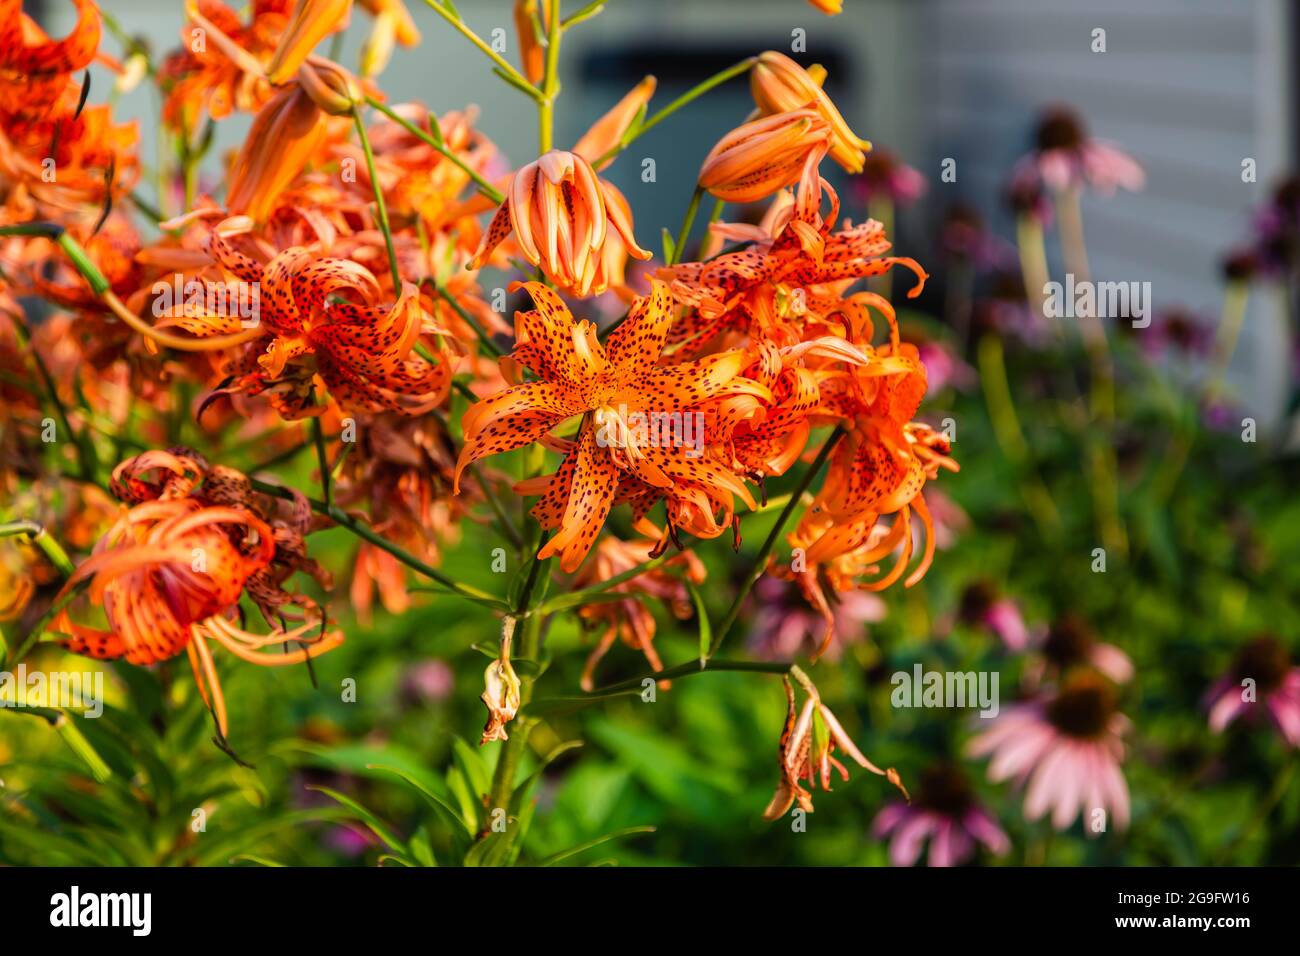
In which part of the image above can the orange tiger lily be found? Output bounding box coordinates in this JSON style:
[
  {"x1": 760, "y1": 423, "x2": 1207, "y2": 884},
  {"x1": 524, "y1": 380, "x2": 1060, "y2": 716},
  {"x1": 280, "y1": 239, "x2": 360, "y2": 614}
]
[
  {"x1": 698, "y1": 110, "x2": 831, "y2": 204},
  {"x1": 468, "y1": 149, "x2": 651, "y2": 297},
  {"x1": 225, "y1": 82, "x2": 329, "y2": 222},
  {"x1": 455, "y1": 279, "x2": 769, "y2": 571},
  {"x1": 0, "y1": 0, "x2": 137, "y2": 204},
  {"x1": 170, "y1": 217, "x2": 454, "y2": 418},
  {"x1": 750, "y1": 51, "x2": 871, "y2": 174},
  {"x1": 55, "y1": 450, "x2": 342, "y2": 738},
  {"x1": 469, "y1": 79, "x2": 656, "y2": 296}
]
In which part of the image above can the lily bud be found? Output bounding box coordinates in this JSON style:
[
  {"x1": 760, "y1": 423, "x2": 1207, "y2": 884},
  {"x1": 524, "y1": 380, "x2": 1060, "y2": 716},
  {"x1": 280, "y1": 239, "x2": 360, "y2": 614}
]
[
  {"x1": 698, "y1": 110, "x2": 831, "y2": 203},
  {"x1": 226, "y1": 84, "x2": 327, "y2": 222},
  {"x1": 267, "y1": 0, "x2": 353, "y2": 85},
  {"x1": 297, "y1": 56, "x2": 362, "y2": 115},
  {"x1": 514, "y1": 0, "x2": 546, "y2": 85},
  {"x1": 750, "y1": 50, "x2": 871, "y2": 174}
]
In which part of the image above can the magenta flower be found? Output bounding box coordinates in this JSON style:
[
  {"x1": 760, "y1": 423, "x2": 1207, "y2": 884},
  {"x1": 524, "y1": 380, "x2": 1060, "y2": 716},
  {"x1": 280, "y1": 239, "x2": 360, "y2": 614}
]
[
  {"x1": 958, "y1": 581, "x2": 1029, "y2": 651},
  {"x1": 1022, "y1": 613, "x2": 1134, "y2": 687},
  {"x1": 916, "y1": 340, "x2": 976, "y2": 393},
  {"x1": 853, "y1": 148, "x2": 927, "y2": 207},
  {"x1": 968, "y1": 673, "x2": 1131, "y2": 833},
  {"x1": 1141, "y1": 307, "x2": 1215, "y2": 361},
  {"x1": 1205, "y1": 636, "x2": 1300, "y2": 747},
  {"x1": 872, "y1": 762, "x2": 1010, "y2": 867},
  {"x1": 748, "y1": 576, "x2": 885, "y2": 661},
  {"x1": 1012, "y1": 105, "x2": 1145, "y2": 197}
]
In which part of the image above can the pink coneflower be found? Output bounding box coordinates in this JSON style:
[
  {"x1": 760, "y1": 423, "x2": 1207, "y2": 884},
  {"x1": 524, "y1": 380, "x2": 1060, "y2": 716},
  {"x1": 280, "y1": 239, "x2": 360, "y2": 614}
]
[
  {"x1": 872, "y1": 761, "x2": 1010, "y2": 867},
  {"x1": 923, "y1": 486, "x2": 969, "y2": 550},
  {"x1": 854, "y1": 148, "x2": 927, "y2": 208},
  {"x1": 916, "y1": 339, "x2": 976, "y2": 393},
  {"x1": 1022, "y1": 613, "x2": 1134, "y2": 687},
  {"x1": 402, "y1": 659, "x2": 455, "y2": 704},
  {"x1": 1012, "y1": 105, "x2": 1145, "y2": 197},
  {"x1": 958, "y1": 580, "x2": 1030, "y2": 651},
  {"x1": 941, "y1": 202, "x2": 1014, "y2": 271},
  {"x1": 1141, "y1": 307, "x2": 1215, "y2": 361},
  {"x1": 748, "y1": 576, "x2": 885, "y2": 661},
  {"x1": 1205, "y1": 635, "x2": 1300, "y2": 747},
  {"x1": 968, "y1": 672, "x2": 1130, "y2": 833}
]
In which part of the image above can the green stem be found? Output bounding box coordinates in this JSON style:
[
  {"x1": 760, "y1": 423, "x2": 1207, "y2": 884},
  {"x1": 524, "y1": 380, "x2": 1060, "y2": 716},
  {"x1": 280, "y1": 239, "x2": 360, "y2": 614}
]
[
  {"x1": 0, "y1": 521, "x2": 76, "y2": 577},
  {"x1": 351, "y1": 103, "x2": 403, "y2": 293},
  {"x1": 248, "y1": 477, "x2": 509, "y2": 610},
  {"x1": 422, "y1": 277, "x2": 504, "y2": 357},
  {"x1": 537, "y1": 0, "x2": 561, "y2": 154},
  {"x1": 560, "y1": 0, "x2": 606, "y2": 28},
  {"x1": 535, "y1": 554, "x2": 670, "y2": 614},
  {"x1": 587, "y1": 657, "x2": 794, "y2": 696},
  {"x1": 668, "y1": 186, "x2": 704, "y2": 267},
  {"x1": 422, "y1": 0, "x2": 544, "y2": 103},
  {"x1": 976, "y1": 335, "x2": 1062, "y2": 540},
  {"x1": 593, "y1": 57, "x2": 757, "y2": 169},
  {"x1": 364, "y1": 97, "x2": 504, "y2": 204},
  {"x1": 709, "y1": 425, "x2": 844, "y2": 657},
  {"x1": 310, "y1": 416, "x2": 332, "y2": 508}
]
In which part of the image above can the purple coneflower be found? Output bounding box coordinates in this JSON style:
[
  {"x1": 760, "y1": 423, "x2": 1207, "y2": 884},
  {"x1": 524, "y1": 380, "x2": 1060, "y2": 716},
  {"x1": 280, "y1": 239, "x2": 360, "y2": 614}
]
[
  {"x1": 967, "y1": 672, "x2": 1131, "y2": 833},
  {"x1": 872, "y1": 761, "x2": 1010, "y2": 867},
  {"x1": 1205, "y1": 635, "x2": 1300, "y2": 747}
]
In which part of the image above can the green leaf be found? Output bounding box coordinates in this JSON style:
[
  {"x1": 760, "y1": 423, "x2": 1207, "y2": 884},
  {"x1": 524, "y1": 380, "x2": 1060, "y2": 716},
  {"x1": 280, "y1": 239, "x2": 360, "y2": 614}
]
[
  {"x1": 307, "y1": 786, "x2": 413, "y2": 863},
  {"x1": 537, "y1": 826, "x2": 656, "y2": 866},
  {"x1": 661, "y1": 228, "x2": 676, "y2": 264},
  {"x1": 687, "y1": 580, "x2": 712, "y2": 664},
  {"x1": 366, "y1": 763, "x2": 474, "y2": 842}
]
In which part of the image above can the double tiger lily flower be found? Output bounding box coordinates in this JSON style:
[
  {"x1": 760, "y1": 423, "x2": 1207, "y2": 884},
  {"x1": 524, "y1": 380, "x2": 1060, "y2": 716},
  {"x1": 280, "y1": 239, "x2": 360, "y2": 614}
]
[
  {"x1": 454, "y1": 279, "x2": 769, "y2": 572},
  {"x1": 55, "y1": 450, "x2": 343, "y2": 738},
  {"x1": 168, "y1": 216, "x2": 453, "y2": 418}
]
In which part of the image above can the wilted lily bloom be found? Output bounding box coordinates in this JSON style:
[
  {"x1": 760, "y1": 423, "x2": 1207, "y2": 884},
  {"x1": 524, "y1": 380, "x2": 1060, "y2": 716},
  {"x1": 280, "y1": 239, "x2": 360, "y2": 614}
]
[
  {"x1": 55, "y1": 450, "x2": 343, "y2": 738},
  {"x1": 1205, "y1": 635, "x2": 1300, "y2": 747},
  {"x1": 1011, "y1": 104, "x2": 1145, "y2": 197},
  {"x1": 872, "y1": 762, "x2": 1010, "y2": 867},
  {"x1": 763, "y1": 673, "x2": 907, "y2": 821},
  {"x1": 468, "y1": 149, "x2": 652, "y2": 297},
  {"x1": 968, "y1": 671, "x2": 1130, "y2": 833},
  {"x1": 571, "y1": 536, "x2": 706, "y2": 691},
  {"x1": 698, "y1": 110, "x2": 831, "y2": 204},
  {"x1": 481, "y1": 619, "x2": 522, "y2": 744},
  {"x1": 750, "y1": 50, "x2": 872, "y2": 174}
]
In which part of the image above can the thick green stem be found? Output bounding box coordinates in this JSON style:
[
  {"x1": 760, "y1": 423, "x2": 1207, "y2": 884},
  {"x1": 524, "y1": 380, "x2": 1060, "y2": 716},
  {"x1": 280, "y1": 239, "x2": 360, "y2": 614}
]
[
  {"x1": 537, "y1": 0, "x2": 561, "y2": 154},
  {"x1": 0, "y1": 521, "x2": 76, "y2": 577},
  {"x1": 668, "y1": 186, "x2": 704, "y2": 267}
]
